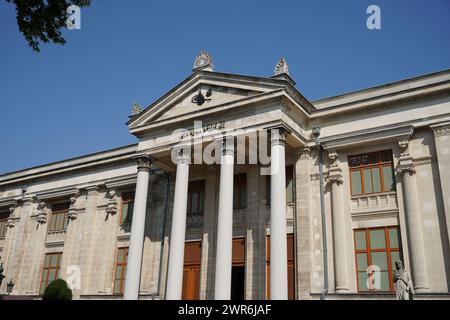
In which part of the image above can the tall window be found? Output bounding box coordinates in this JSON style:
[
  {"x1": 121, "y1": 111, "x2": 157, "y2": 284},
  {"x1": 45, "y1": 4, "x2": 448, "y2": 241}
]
[
  {"x1": 354, "y1": 226, "x2": 402, "y2": 292},
  {"x1": 266, "y1": 165, "x2": 294, "y2": 206},
  {"x1": 120, "y1": 192, "x2": 135, "y2": 225},
  {"x1": 0, "y1": 211, "x2": 8, "y2": 238},
  {"x1": 233, "y1": 173, "x2": 247, "y2": 209},
  {"x1": 40, "y1": 252, "x2": 62, "y2": 294},
  {"x1": 48, "y1": 202, "x2": 69, "y2": 233},
  {"x1": 187, "y1": 180, "x2": 205, "y2": 215},
  {"x1": 286, "y1": 165, "x2": 294, "y2": 203},
  {"x1": 348, "y1": 150, "x2": 395, "y2": 196},
  {"x1": 113, "y1": 247, "x2": 128, "y2": 295}
]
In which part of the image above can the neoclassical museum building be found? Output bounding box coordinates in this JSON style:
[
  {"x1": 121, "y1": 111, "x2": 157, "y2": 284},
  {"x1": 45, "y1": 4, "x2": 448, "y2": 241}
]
[{"x1": 0, "y1": 53, "x2": 449, "y2": 300}]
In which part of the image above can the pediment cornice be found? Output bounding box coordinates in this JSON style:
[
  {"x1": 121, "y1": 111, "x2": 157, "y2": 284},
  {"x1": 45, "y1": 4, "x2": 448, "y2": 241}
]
[{"x1": 127, "y1": 70, "x2": 315, "y2": 135}]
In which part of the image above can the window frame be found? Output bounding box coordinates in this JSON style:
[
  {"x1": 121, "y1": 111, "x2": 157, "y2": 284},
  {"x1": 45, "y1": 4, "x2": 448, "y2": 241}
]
[
  {"x1": 0, "y1": 211, "x2": 9, "y2": 238},
  {"x1": 47, "y1": 202, "x2": 70, "y2": 233},
  {"x1": 187, "y1": 180, "x2": 205, "y2": 215},
  {"x1": 40, "y1": 252, "x2": 62, "y2": 294},
  {"x1": 266, "y1": 165, "x2": 295, "y2": 206},
  {"x1": 233, "y1": 173, "x2": 247, "y2": 210},
  {"x1": 348, "y1": 150, "x2": 395, "y2": 196},
  {"x1": 353, "y1": 226, "x2": 402, "y2": 293},
  {"x1": 120, "y1": 191, "x2": 135, "y2": 225},
  {"x1": 113, "y1": 247, "x2": 129, "y2": 295}
]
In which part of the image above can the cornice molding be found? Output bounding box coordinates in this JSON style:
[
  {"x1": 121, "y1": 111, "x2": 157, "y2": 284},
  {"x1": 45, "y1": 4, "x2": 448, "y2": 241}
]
[{"x1": 313, "y1": 85, "x2": 450, "y2": 120}]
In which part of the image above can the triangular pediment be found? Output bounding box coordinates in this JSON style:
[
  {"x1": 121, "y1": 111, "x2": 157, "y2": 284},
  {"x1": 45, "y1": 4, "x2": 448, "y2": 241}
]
[
  {"x1": 155, "y1": 83, "x2": 262, "y2": 122},
  {"x1": 127, "y1": 70, "x2": 314, "y2": 133}
]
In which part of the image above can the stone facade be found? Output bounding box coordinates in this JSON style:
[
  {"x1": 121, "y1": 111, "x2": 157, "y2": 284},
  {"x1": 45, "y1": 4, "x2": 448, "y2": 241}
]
[{"x1": 0, "y1": 57, "x2": 449, "y2": 299}]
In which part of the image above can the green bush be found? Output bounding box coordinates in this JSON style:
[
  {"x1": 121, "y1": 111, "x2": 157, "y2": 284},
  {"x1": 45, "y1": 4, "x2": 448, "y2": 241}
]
[{"x1": 42, "y1": 279, "x2": 72, "y2": 300}]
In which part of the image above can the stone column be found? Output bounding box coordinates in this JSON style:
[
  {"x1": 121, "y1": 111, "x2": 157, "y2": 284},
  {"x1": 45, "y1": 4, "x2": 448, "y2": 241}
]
[
  {"x1": 269, "y1": 128, "x2": 288, "y2": 300},
  {"x1": 123, "y1": 155, "x2": 152, "y2": 300},
  {"x1": 214, "y1": 136, "x2": 234, "y2": 300},
  {"x1": 430, "y1": 123, "x2": 450, "y2": 247},
  {"x1": 328, "y1": 151, "x2": 349, "y2": 293},
  {"x1": 396, "y1": 139, "x2": 429, "y2": 293},
  {"x1": 166, "y1": 148, "x2": 190, "y2": 300}
]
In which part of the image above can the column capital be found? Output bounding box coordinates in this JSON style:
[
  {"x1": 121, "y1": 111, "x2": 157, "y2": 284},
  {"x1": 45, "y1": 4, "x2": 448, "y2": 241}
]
[
  {"x1": 172, "y1": 147, "x2": 191, "y2": 165},
  {"x1": 270, "y1": 127, "x2": 288, "y2": 146},
  {"x1": 133, "y1": 154, "x2": 152, "y2": 172},
  {"x1": 430, "y1": 122, "x2": 450, "y2": 137},
  {"x1": 218, "y1": 135, "x2": 234, "y2": 156},
  {"x1": 328, "y1": 173, "x2": 344, "y2": 186},
  {"x1": 396, "y1": 164, "x2": 416, "y2": 176}
]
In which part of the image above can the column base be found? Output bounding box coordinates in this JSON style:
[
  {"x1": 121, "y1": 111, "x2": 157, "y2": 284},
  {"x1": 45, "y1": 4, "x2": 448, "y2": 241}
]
[
  {"x1": 414, "y1": 287, "x2": 430, "y2": 294},
  {"x1": 335, "y1": 288, "x2": 350, "y2": 293}
]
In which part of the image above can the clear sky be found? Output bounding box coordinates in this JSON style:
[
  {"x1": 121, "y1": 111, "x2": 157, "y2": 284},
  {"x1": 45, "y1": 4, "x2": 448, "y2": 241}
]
[{"x1": 0, "y1": 0, "x2": 449, "y2": 174}]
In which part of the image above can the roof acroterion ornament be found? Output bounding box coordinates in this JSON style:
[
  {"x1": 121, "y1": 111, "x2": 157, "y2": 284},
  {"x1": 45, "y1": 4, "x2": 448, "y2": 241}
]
[
  {"x1": 193, "y1": 51, "x2": 214, "y2": 72},
  {"x1": 131, "y1": 102, "x2": 143, "y2": 116},
  {"x1": 274, "y1": 57, "x2": 289, "y2": 76}
]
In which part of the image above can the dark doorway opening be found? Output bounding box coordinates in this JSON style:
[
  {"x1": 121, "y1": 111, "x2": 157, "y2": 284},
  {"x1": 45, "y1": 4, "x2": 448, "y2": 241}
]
[{"x1": 231, "y1": 265, "x2": 245, "y2": 300}]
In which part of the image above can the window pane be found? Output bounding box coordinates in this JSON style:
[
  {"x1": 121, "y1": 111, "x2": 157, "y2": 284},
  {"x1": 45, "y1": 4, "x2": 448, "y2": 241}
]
[
  {"x1": 351, "y1": 171, "x2": 362, "y2": 195},
  {"x1": 51, "y1": 254, "x2": 59, "y2": 267},
  {"x1": 199, "y1": 190, "x2": 204, "y2": 212},
  {"x1": 357, "y1": 272, "x2": 369, "y2": 291},
  {"x1": 372, "y1": 168, "x2": 381, "y2": 193},
  {"x1": 63, "y1": 214, "x2": 68, "y2": 229},
  {"x1": 286, "y1": 179, "x2": 293, "y2": 203},
  {"x1": 389, "y1": 228, "x2": 400, "y2": 248},
  {"x1": 118, "y1": 249, "x2": 124, "y2": 262},
  {"x1": 357, "y1": 253, "x2": 368, "y2": 271},
  {"x1": 48, "y1": 269, "x2": 56, "y2": 281},
  {"x1": 371, "y1": 252, "x2": 388, "y2": 270},
  {"x1": 383, "y1": 166, "x2": 395, "y2": 192},
  {"x1": 116, "y1": 266, "x2": 123, "y2": 279},
  {"x1": 127, "y1": 202, "x2": 134, "y2": 223},
  {"x1": 42, "y1": 269, "x2": 48, "y2": 282},
  {"x1": 233, "y1": 188, "x2": 238, "y2": 208},
  {"x1": 240, "y1": 185, "x2": 247, "y2": 208},
  {"x1": 391, "y1": 252, "x2": 401, "y2": 270},
  {"x1": 363, "y1": 169, "x2": 373, "y2": 194},
  {"x1": 114, "y1": 280, "x2": 121, "y2": 294},
  {"x1": 191, "y1": 192, "x2": 199, "y2": 213},
  {"x1": 121, "y1": 203, "x2": 129, "y2": 224},
  {"x1": 379, "y1": 271, "x2": 390, "y2": 291},
  {"x1": 355, "y1": 231, "x2": 366, "y2": 250},
  {"x1": 44, "y1": 254, "x2": 51, "y2": 267},
  {"x1": 370, "y1": 229, "x2": 386, "y2": 249}
]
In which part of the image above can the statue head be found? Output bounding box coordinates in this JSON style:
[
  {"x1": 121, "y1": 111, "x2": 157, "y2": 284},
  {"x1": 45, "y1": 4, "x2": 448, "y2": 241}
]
[{"x1": 395, "y1": 261, "x2": 404, "y2": 270}]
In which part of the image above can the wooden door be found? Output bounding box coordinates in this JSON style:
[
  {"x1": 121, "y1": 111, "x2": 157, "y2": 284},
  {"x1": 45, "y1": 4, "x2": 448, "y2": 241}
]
[{"x1": 182, "y1": 241, "x2": 202, "y2": 300}]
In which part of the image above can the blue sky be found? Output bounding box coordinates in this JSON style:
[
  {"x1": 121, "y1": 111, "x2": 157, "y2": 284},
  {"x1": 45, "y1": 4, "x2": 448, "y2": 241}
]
[{"x1": 0, "y1": 0, "x2": 449, "y2": 174}]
